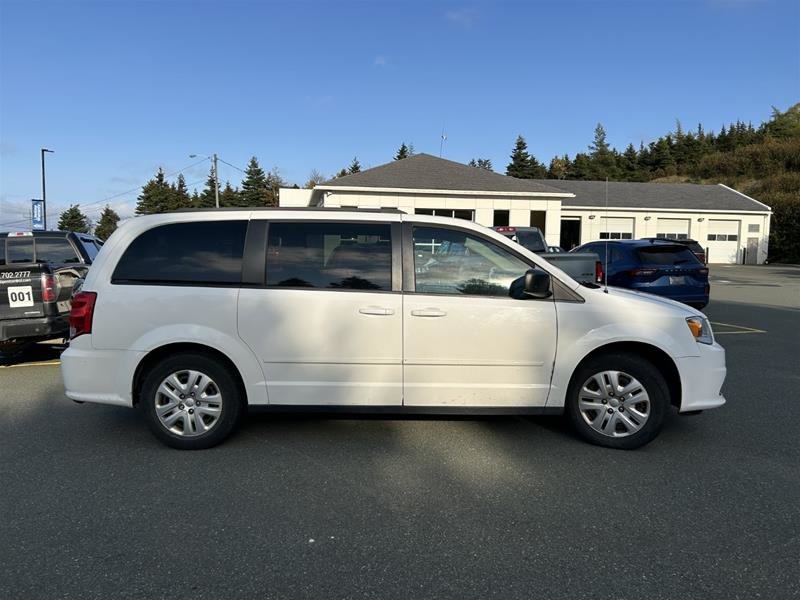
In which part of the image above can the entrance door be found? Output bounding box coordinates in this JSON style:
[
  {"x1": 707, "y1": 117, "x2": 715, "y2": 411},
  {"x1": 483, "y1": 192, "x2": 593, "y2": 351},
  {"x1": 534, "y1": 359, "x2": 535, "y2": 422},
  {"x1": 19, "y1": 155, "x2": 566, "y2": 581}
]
[
  {"x1": 560, "y1": 219, "x2": 581, "y2": 250},
  {"x1": 746, "y1": 238, "x2": 758, "y2": 265},
  {"x1": 238, "y1": 219, "x2": 402, "y2": 406},
  {"x1": 403, "y1": 224, "x2": 557, "y2": 407}
]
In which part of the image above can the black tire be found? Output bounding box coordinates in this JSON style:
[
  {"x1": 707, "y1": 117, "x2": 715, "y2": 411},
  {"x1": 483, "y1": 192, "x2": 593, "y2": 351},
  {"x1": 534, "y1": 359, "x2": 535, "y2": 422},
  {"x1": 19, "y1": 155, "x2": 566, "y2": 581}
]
[
  {"x1": 565, "y1": 352, "x2": 669, "y2": 450},
  {"x1": 139, "y1": 352, "x2": 243, "y2": 449}
]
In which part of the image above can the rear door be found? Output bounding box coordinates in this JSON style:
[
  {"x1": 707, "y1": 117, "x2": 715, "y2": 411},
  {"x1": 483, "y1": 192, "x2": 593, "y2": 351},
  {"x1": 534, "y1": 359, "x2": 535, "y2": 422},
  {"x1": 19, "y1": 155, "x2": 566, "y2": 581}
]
[
  {"x1": 403, "y1": 223, "x2": 557, "y2": 407},
  {"x1": 237, "y1": 218, "x2": 403, "y2": 406}
]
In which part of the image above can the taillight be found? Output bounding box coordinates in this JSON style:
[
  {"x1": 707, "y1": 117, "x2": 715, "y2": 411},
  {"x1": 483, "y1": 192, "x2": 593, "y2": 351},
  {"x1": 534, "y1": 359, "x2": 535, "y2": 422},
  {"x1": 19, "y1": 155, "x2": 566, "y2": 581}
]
[
  {"x1": 629, "y1": 268, "x2": 658, "y2": 277},
  {"x1": 698, "y1": 268, "x2": 709, "y2": 276},
  {"x1": 69, "y1": 291, "x2": 97, "y2": 339},
  {"x1": 595, "y1": 260, "x2": 604, "y2": 283},
  {"x1": 41, "y1": 273, "x2": 59, "y2": 303}
]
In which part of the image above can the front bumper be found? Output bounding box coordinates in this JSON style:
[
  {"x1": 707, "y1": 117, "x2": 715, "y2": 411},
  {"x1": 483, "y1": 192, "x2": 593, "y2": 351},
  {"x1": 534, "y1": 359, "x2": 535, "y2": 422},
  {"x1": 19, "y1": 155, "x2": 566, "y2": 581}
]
[
  {"x1": 1, "y1": 315, "x2": 68, "y2": 343},
  {"x1": 675, "y1": 341, "x2": 727, "y2": 412}
]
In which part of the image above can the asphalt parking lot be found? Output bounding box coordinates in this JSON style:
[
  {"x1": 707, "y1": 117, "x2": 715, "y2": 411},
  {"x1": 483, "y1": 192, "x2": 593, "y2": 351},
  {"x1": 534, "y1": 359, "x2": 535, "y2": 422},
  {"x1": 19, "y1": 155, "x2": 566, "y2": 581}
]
[{"x1": 1, "y1": 265, "x2": 798, "y2": 599}]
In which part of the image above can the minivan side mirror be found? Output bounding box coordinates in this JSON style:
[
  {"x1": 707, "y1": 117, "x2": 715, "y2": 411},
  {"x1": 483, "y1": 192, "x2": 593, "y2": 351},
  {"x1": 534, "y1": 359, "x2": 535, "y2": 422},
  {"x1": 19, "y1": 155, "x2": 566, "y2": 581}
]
[{"x1": 523, "y1": 270, "x2": 552, "y2": 299}]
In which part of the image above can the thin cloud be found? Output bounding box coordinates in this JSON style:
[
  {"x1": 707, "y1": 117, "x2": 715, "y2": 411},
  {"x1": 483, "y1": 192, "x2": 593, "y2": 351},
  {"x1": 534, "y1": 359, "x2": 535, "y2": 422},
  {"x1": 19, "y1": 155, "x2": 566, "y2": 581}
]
[
  {"x1": 444, "y1": 8, "x2": 478, "y2": 27},
  {"x1": 373, "y1": 55, "x2": 387, "y2": 67}
]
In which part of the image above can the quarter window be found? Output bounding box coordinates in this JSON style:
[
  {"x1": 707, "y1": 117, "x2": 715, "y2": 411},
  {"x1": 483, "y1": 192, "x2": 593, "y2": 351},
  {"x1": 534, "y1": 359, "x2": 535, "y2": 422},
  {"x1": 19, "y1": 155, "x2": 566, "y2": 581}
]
[
  {"x1": 413, "y1": 226, "x2": 532, "y2": 297},
  {"x1": 112, "y1": 221, "x2": 247, "y2": 284},
  {"x1": 266, "y1": 222, "x2": 392, "y2": 290}
]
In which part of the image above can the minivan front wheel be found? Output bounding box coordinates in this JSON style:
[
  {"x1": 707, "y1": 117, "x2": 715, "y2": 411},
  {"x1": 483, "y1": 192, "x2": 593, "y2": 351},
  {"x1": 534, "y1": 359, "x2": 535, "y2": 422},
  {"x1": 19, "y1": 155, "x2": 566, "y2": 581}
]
[
  {"x1": 565, "y1": 353, "x2": 669, "y2": 449},
  {"x1": 140, "y1": 353, "x2": 243, "y2": 449}
]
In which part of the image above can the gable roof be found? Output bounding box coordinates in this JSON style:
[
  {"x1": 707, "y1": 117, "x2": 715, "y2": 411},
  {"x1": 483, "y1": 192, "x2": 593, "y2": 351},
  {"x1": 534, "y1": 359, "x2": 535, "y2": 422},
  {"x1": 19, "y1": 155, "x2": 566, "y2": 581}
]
[
  {"x1": 540, "y1": 179, "x2": 770, "y2": 212},
  {"x1": 319, "y1": 153, "x2": 569, "y2": 195}
]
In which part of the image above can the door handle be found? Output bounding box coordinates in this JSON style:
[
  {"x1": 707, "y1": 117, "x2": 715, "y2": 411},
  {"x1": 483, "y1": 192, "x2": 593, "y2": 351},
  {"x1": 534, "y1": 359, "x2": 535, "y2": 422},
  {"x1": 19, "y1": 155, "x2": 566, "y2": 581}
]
[
  {"x1": 410, "y1": 308, "x2": 447, "y2": 318},
  {"x1": 359, "y1": 307, "x2": 395, "y2": 316}
]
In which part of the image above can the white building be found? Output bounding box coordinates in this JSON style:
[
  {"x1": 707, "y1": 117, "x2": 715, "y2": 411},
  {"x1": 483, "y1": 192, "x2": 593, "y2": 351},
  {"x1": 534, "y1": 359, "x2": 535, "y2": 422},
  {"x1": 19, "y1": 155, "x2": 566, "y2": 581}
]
[{"x1": 280, "y1": 153, "x2": 772, "y2": 264}]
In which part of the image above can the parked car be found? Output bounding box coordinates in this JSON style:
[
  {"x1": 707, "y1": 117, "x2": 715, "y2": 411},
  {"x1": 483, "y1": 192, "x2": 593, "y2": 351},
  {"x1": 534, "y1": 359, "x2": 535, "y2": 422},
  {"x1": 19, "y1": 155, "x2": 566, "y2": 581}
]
[
  {"x1": 641, "y1": 237, "x2": 706, "y2": 264},
  {"x1": 493, "y1": 226, "x2": 602, "y2": 283},
  {"x1": 62, "y1": 209, "x2": 726, "y2": 450},
  {"x1": 573, "y1": 239, "x2": 710, "y2": 309},
  {"x1": 1, "y1": 230, "x2": 102, "y2": 351}
]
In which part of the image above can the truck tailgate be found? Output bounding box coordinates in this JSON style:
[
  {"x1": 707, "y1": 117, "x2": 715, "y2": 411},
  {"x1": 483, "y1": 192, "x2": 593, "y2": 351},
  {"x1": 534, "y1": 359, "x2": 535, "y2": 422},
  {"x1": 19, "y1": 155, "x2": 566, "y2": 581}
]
[{"x1": 0, "y1": 266, "x2": 46, "y2": 320}]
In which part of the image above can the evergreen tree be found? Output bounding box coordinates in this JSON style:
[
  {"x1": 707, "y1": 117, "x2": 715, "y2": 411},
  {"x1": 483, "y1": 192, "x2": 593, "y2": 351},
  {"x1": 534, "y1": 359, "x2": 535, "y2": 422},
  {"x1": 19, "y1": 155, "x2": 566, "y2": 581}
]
[
  {"x1": 547, "y1": 155, "x2": 571, "y2": 180},
  {"x1": 171, "y1": 173, "x2": 192, "y2": 210},
  {"x1": 93, "y1": 205, "x2": 120, "y2": 240},
  {"x1": 135, "y1": 168, "x2": 173, "y2": 214},
  {"x1": 506, "y1": 135, "x2": 533, "y2": 178},
  {"x1": 589, "y1": 123, "x2": 619, "y2": 179},
  {"x1": 194, "y1": 168, "x2": 218, "y2": 208},
  {"x1": 468, "y1": 158, "x2": 493, "y2": 171},
  {"x1": 335, "y1": 168, "x2": 349, "y2": 178},
  {"x1": 219, "y1": 181, "x2": 241, "y2": 207},
  {"x1": 620, "y1": 144, "x2": 640, "y2": 179},
  {"x1": 240, "y1": 156, "x2": 269, "y2": 206},
  {"x1": 569, "y1": 153, "x2": 594, "y2": 180},
  {"x1": 264, "y1": 168, "x2": 285, "y2": 207},
  {"x1": 395, "y1": 143, "x2": 410, "y2": 160},
  {"x1": 349, "y1": 157, "x2": 362, "y2": 174},
  {"x1": 57, "y1": 204, "x2": 90, "y2": 233}
]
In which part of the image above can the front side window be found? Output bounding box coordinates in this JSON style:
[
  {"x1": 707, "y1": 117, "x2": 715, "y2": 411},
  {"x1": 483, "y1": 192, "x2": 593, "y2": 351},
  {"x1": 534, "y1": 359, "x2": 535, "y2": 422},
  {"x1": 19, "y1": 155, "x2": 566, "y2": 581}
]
[
  {"x1": 266, "y1": 221, "x2": 392, "y2": 290},
  {"x1": 35, "y1": 237, "x2": 79, "y2": 264},
  {"x1": 413, "y1": 226, "x2": 532, "y2": 297},
  {"x1": 112, "y1": 221, "x2": 247, "y2": 284}
]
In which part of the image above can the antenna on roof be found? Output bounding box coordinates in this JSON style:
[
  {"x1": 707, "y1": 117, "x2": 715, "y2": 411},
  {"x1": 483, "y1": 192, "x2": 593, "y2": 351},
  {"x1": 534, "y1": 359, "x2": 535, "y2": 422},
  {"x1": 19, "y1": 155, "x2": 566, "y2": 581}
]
[
  {"x1": 439, "y1": 126, "x2": 447, "y2": 157},
  {"x1": 603, "y1": 177, "x2": 609, "y2": 293}
]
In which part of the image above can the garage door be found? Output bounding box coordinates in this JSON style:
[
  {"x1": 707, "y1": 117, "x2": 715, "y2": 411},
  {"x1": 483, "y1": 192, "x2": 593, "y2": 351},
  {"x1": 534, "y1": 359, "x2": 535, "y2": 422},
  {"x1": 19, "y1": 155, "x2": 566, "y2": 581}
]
[
  {"x1": 599, "y1": 217, "x2": 634, "y2": 240},
  {"x1": 706, "y1": 219, "x2": 740, "y2": 264},
  {"x1": 656, "y1": 218, "x2": 690, "y2": 240}
]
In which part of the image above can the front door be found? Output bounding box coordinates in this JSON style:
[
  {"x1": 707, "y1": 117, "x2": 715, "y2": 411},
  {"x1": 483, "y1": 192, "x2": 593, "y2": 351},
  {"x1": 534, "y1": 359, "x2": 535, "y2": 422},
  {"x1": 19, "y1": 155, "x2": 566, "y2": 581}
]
[
  {"x1": 746, "y1": 237, "x2": 758, "y2": 265},
  {"x1": 238, "y1": 219, "x2": 402, "y2": 406},
  {"x1": 403, "y1": 224, "x2": 557, "y2": 407}
]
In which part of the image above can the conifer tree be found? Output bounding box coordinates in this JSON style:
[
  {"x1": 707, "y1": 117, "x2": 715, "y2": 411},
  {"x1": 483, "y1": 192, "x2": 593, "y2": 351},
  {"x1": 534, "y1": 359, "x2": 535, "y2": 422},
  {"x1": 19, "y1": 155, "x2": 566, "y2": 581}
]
[
  {"x1": 171, "y1": 173, "x2": 192, "y2": 210},
  {"x1": 94, "y1": 205, "x2": 119, "y2": 240},
  {"x1": 240, "y1": 156, "x2": 269, "y2": 206},
  {"x1": 349, "y1": 157, "x2": 362, "y2": 174},
  {"x1": 57, "y1": 204, "x2": 90, "y2": 233},
  {"x1": 196, "y1": 168, "x2": 218, "y2": 208},
  {"x1": 135, "y1": 168, "x2": 172, "y2": 214},
  {"x1": 395, "y1": 143, "x2": 410, "y2": 160},
  {"x1": 468, "y1": 158, "x2": 493, "y2": 171},
  {"x1": 219, "y1": 181, "x2": 241, "y2": 207},
  {"x1": 506, "y1": 135, "x2": 533, "y2": 178}
]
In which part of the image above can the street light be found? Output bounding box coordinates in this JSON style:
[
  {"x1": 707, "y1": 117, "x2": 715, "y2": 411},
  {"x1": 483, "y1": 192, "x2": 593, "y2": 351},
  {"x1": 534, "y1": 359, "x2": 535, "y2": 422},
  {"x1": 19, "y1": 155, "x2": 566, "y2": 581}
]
[
  {"x1": 41, "y1": 148, "x2": 54, "y2": 229},
  {"x1": 189, "y1": 153, "x2": 219, "y2": 208}
]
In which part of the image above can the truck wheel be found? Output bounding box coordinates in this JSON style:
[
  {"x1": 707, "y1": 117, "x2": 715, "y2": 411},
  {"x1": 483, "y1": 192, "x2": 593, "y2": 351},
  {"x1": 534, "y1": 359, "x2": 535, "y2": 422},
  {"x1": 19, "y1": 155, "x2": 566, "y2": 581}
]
[
  {"x1": 565, "y1": 353, "x2": 669, "y2": 450},
  {"x1": 140, "y1": 352, "x2": 243, "y2": 449}
]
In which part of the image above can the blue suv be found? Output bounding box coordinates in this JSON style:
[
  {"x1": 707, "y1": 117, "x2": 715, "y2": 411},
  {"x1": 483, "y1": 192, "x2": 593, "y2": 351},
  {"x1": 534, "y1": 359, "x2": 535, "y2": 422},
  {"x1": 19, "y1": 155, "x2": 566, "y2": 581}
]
[{"x1": 573, "y1": 239, "x2": 710, "y2": 309}]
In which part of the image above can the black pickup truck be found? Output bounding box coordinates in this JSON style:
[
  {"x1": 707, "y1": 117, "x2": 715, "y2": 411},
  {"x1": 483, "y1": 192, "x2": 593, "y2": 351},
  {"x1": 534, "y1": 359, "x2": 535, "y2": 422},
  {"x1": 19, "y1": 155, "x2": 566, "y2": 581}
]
[{"x1": 0, "y1": 231, "x2": 102, "y2": 352}]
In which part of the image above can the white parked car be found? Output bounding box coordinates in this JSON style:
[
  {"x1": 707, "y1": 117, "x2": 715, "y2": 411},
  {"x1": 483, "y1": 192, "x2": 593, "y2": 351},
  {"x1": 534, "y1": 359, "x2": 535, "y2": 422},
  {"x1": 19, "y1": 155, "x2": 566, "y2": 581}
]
[{"x1": 61, "y1": 209, "x2": 726, "y2": 450}]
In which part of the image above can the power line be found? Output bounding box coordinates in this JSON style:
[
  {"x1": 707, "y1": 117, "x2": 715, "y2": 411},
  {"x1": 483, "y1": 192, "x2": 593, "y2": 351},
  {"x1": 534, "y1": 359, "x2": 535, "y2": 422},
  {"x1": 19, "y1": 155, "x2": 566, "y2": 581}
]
[{"x1": 217, "y1": 157, "x2": 247, "y2": 174}]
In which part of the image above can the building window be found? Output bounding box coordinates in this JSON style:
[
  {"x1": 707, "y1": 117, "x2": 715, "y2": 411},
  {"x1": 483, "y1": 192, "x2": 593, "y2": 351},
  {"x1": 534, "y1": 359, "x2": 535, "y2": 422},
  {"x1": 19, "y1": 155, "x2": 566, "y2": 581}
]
[
  {"x1": 748, "y1": 224, "x2": 760, "y2": 233},
  {"x1": 656, "y1": 233, "x2": 688, "y2": 240},
  {"x1": 599, "y1": 232, "x2": 633, "y2": 240},
  {"x1": 707, "y1": 234, "x2": 738, "y2": 242},
  {"x1": 415, "y1": 208, "x2": 474, "y2": 220},
  {"x1": 530, "y1": 210, "x2": 546, "y2": 233},
  {"x1": 493, "y1": 210, "x2": 510, "y2": 227}
]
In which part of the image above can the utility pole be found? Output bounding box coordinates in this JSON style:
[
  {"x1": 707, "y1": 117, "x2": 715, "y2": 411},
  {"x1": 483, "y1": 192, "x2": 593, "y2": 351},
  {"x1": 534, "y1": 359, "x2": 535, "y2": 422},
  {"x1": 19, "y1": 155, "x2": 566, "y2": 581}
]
[
  {"x1": 41, "y1": 148, "x2": 54, "y2": 229},
  {"x1": 212, "y1": 153, "x2": 220, "y2": 208}
]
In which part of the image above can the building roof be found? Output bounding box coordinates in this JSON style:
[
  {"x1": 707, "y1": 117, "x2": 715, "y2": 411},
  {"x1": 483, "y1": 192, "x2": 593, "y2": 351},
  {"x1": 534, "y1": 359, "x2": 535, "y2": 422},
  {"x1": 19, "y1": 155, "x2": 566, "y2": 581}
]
[
  {"x1": 537, "y1": 179, "x2": 770, "y2": 213},
  {"x1": 319, "y1": 153, "x2": 569, "y2": 195}
]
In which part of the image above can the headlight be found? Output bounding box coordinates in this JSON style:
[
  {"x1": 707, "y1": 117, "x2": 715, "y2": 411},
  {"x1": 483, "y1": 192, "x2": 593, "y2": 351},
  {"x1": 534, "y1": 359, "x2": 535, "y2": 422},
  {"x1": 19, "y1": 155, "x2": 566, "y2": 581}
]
[{"x1": 686, "y1": 316, "x2": 713, "y2": 345}]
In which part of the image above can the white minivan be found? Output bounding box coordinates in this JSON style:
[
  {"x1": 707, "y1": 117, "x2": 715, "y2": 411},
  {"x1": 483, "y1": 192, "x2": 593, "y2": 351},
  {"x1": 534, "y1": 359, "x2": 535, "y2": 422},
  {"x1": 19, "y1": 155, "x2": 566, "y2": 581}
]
[{"x1": 61, "y1": 209, "x2": 726, "y2": 450}]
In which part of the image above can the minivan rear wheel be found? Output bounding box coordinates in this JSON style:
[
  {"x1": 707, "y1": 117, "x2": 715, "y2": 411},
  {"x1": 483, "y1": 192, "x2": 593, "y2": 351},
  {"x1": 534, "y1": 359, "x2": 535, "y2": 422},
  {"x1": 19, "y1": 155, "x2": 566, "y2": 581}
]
[
  {"x1": 140, "y1": 352, "x2": 243, "y2": 449},
  {"x1": 565, "y1": 353, "x2": 669, "y2": 450}
]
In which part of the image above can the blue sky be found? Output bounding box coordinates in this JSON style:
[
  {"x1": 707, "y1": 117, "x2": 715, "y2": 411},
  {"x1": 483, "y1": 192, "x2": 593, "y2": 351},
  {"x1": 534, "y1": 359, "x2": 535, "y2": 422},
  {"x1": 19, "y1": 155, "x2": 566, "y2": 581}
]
[{"x1": 1, "y1": 0, "x2": 798, "y2": 227}]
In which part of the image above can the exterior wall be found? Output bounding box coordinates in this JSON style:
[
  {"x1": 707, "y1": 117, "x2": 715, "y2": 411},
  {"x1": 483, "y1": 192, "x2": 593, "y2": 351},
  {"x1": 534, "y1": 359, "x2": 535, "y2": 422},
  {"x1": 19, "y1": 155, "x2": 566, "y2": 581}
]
[
  {"x1": 310, "y1": 189, "x2": 565, "y2": 247},
  {"x1": 279, "y1": 188, "x2": 315, "y2": 207},
  {"x1": 560, "y1": 207, "x2": 772, "y2": 264}
]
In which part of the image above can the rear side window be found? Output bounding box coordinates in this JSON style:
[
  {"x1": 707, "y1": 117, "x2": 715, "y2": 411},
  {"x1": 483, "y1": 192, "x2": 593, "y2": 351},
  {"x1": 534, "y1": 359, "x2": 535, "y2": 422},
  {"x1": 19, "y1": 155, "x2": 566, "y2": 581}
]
[
  {"x1": 112, "y1": 221, "x2": 247, "y2": 284},
  {"x1": 35, "y1": 237, "x2": 80, "y2": 264},
  {"x1": 266, "y1": 221, "x2": 392, "y2": 290},
  {"x1": 637, "y1": 246, "x2": 699, "y2": 265},
  {"x1": 6, "y1": 238, "x2": 34, "y2": 264}
]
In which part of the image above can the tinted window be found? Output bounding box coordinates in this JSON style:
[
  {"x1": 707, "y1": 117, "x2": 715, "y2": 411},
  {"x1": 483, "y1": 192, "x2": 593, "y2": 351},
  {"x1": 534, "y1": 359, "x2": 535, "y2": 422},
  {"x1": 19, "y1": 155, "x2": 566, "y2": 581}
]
[
  {"x1": 6, "y1": 238, "x2": 34, "y2": 263},
  {"x1": 413, "y1": 226, "x2": 531, "y2": 297},
  {"x1": 637, "y1": 246, "x2": 699, "y2": 266},
  {"x1": 514, "y1": 230, "x2": 546, "y2": 253},
  {"x1": 113, "y1": 221, "x2": 247, "y2": 284},
  {"x1": 266, "y1": 222, "x2": 391, "y2": 290},
  {"x1": 78, "y1": 238, "x2": 100, "y2": 261},
  {"x1": 35, "y1": 237, "x2": 80, "y2": 264}
]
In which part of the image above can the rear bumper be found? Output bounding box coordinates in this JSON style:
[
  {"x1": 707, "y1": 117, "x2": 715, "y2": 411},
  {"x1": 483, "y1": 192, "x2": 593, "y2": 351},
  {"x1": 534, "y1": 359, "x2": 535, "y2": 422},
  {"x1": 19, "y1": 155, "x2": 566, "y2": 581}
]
[
  {"x1": 675, "y1": 342, "x2": 727, "y2": 412},
  {"x1": 1, "y1": 315, "x2": 68, "y2": 343},
  {"x1": 61, "y1": 336, "x2": 145, "y2": 407}
]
